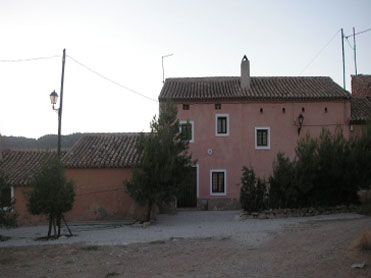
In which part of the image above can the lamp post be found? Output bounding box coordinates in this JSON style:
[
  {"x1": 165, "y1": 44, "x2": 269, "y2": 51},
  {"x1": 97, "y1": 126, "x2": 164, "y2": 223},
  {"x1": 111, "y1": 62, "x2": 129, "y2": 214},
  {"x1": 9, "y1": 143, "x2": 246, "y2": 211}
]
[{"x1": 49, "y1": 49, "x2": 66, "y2": 157}]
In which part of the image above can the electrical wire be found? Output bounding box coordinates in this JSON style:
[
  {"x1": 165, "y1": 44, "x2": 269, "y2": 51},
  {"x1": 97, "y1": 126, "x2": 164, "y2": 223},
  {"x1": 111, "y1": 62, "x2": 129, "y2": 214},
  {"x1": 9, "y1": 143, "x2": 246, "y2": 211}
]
[
  {"x1": 345, "y1": 37, "x2": 354, "y2": 50},
  {"x1": 299, "y1": 29, "x2": 340, "y2": 75},
  {"x1": 67, "y1": 55, "x2": 158, "y2": 103},
  {"x1": 344, "y1": 28, "x2": 371, "y2": 39},
  {"x1": 0, "y1": 55, "x2": 60, "y2": 62}
]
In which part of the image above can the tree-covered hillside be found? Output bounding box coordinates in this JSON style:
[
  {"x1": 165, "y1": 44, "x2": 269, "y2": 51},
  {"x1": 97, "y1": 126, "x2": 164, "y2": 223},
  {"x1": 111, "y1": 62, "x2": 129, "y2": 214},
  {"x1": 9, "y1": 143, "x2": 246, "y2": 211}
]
[{"x1": 1, "y1": 133, "x2": 83, "y2": 150}]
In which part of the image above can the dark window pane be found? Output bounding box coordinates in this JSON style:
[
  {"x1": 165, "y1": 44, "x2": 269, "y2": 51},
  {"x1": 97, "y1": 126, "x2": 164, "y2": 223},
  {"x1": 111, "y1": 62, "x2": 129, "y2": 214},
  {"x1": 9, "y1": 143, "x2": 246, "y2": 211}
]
[
  {"x1": 257, "y1": 129, "x2": 268, "y2": 146},
  {"x1": 217, "y1": 117, "x2": 227, "y2": 134},
  {"x1": 212, "y1": 172, "x2": 225, "y2": 193},
  {"x1": 180, "y1": 123, "x2": 192, "y2": 141}
]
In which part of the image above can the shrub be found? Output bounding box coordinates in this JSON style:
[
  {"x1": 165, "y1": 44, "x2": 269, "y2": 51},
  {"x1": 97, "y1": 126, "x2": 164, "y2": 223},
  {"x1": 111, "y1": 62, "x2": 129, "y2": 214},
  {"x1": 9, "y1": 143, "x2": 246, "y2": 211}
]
[
  {"x1": 269, "y1": 127, "x2": 363, "y2": 209},
  {"x1": 240, "y1": 167, "x2": 267, "y2": 212}
]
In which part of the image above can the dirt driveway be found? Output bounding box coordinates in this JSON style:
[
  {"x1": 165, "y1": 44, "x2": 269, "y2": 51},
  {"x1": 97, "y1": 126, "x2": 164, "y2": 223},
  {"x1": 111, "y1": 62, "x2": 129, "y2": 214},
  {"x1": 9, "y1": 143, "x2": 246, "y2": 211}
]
[{"x1": 1, "y1": 213, "x2": 370, "y2": 277}]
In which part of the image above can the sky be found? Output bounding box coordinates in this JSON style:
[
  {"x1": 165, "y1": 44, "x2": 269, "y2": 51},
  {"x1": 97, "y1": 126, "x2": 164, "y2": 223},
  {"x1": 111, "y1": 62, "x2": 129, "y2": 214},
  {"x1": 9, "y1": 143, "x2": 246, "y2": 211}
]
[{"x1": 0, "y1": 0, "x2": 370, "y2": 139}]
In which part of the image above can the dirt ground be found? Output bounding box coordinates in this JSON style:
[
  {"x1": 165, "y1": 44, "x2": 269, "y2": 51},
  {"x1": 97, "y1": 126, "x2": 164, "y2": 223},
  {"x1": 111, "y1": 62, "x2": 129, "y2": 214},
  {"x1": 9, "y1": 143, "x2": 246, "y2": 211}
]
[{"x1": 1, "y1": 217, "x2": 370, "y2": 278}]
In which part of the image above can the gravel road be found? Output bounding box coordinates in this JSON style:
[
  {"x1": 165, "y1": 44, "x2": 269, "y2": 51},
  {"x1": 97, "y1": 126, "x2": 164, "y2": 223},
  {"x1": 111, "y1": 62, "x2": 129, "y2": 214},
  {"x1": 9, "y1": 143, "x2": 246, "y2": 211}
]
[{"x1": 0, "y1": 211, "x2": 363, "y2": 247}]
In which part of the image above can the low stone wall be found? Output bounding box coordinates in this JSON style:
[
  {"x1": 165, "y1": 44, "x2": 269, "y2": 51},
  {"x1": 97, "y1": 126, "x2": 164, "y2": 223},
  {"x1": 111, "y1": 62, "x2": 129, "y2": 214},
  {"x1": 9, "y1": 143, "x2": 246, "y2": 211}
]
[
  {"x1": 197, "y1": 198, "x2": 241, "y2": 211},
  {"x1": 236, "y1": 205, "x2": 359, "y2": 220}
]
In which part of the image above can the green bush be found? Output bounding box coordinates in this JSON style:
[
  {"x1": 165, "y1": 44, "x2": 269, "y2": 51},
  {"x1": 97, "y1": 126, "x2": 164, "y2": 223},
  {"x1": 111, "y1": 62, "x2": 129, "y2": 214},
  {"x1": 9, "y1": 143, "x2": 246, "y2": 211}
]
[
  {"x1": 240, "y1": 167, "x2": 267, "y2": 212},
  {"x1": 269, "y1": 127, "x2": 365, "y2": 209}
]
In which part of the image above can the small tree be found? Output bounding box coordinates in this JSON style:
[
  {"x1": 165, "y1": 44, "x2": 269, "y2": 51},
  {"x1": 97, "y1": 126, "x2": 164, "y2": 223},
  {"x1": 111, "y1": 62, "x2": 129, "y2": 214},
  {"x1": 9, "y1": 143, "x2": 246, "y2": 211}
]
[
  {"x1": 125, "y1": 101, "x2": 194, "y2": 221},
  {"x1": 0, "y1": 170, "x2": 17, "y2": 228},
  {"x1": 240, "y1": 166, "x2": 267, "y2": 212},
  {"x1": 27, "y1": 155, "x2": 75, "y2": 238},
  {"x1": 269, "y1": 152, "x2": 297, "y2": 208}
]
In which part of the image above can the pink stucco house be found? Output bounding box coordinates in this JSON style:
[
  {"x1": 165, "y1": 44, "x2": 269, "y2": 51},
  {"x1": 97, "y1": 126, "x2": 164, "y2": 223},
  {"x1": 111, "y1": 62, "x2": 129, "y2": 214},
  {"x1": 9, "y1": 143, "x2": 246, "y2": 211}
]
[{"x1": 159, "y1": 56, "x2": 354, "y2": 210}]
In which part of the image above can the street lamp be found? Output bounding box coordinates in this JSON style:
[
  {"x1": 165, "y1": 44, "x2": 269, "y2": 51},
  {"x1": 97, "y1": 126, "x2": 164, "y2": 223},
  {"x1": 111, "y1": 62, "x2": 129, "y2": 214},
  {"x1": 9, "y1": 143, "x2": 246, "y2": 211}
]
[
  {"x1": 49, "y1": 49, "x2": 66, "y2": 157},
  {"x1": 50, "y1": 90, "x2": 58, "y2": 109}
]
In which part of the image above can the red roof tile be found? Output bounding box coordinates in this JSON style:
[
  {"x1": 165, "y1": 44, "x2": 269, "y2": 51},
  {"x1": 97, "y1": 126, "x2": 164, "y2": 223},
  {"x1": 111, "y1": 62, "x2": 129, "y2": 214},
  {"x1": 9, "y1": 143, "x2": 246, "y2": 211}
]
[
  {"x1": 351, "y1": 96, "x2": 371, "y2": 124},
  {"x1": 159, "y1": 76, "x2": 350, "y2": 101},
  {"x1": 0, "y1": 150, "x2": 60, "y2": 186},
  {"x1": 62, "y1": 133, "x2": 142, "y2": 169}
]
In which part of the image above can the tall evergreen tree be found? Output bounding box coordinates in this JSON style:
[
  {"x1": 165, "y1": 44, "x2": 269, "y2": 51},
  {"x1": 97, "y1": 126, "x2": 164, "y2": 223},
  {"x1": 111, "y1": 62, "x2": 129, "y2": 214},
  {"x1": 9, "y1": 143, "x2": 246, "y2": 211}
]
[{"x1": 125, "y1": 101, "x2": 194, "y2": 221}]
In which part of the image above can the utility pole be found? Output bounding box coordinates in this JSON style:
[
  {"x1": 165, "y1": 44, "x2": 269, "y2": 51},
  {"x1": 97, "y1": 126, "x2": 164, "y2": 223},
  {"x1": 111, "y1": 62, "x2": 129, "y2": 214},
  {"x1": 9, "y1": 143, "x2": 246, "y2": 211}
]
[
  {"x1": 341, "y1": 28, "x2": 346, "y2": 90},
  {"x1": 353, "y1": 27, "x2": 358, "y2": 76},
  {"x1": 58, "y1": 49, "x2": 66, "y2": 156}
]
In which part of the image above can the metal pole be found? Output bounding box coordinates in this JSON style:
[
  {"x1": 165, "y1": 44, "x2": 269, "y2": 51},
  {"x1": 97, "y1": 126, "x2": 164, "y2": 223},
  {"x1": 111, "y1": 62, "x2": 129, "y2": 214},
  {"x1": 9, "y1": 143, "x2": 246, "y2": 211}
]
[
  {"x1": 162, "y1": 53, "x2": 173, "y2": 84},
  {"x1": 341, "y1": 29, "x2": 346, "y2": 90},
  {"x1": 353, "y1": 27, "x2": 357, "y2": 76},
  {"x1": 58, "y1": 49, "x2": 66, "y2": 156},
  {"x1": 162, "y1": 56, "x2": 165, "y2": 83}
]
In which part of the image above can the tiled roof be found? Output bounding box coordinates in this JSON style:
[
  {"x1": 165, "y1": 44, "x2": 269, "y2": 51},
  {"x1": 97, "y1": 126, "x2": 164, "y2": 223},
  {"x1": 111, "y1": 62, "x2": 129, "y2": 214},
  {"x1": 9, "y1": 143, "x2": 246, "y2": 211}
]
[
  {"x1": 159, "y1": 76, "x2": 350, "y2": 101},
  {"x1": 351, "y1": 75, "x2": 371, "y2": 97},
  {"x1": 0, "y1": 150, "x2": 60, "y2": 186},
  {"x1": 62, "y1": 133, "x2": 142, "y2": 169},
  {"x1": 351, "y1": 96, "x2": 371, "y2": 124}
]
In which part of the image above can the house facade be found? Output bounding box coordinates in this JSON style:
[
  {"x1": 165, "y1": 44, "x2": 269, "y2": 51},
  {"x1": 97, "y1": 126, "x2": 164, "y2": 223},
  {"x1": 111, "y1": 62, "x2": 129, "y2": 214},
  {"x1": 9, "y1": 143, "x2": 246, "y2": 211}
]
[{"x1": 159, "y1": 56, "x2": 352, "y2": 210}]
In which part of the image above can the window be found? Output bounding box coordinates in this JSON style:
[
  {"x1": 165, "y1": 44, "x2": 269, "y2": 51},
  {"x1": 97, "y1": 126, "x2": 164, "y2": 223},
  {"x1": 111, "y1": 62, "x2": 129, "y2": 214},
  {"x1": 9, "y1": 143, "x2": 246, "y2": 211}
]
[
  {"x1": 255, "y1": 127, "x2": 270, "y2": 149},
  {"x1": 215, "y1": 104, "x2": 221, "y2": 110},
  {"x1": 210, "y1": 170, "x2": 227, "y2": 195},
  {"x1": 179, "y1": 120, "x2": 194, "y2": 143},
  {"x1": 183, "y1": 104, "x2": 190, "y2": 110},
  {"x1": 215, "y1": 114, "x2": 229, "y2": 136}
]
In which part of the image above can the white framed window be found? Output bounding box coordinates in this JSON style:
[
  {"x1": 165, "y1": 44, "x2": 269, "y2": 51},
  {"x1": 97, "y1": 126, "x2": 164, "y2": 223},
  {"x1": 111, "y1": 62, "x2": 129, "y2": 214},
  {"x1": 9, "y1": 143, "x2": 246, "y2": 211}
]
[
  {"x1": 215, "y1": 114, "x2": 229, "y2": 136},
  {"x1": 179, "y1": 120, "x2": 194, "y2": 143},
  {"x1": 210, "y1": 169, "x2": 227, "y2": 196},
  {"x1": 255, "y1": 127, "x2": 270, "y2": 150}
]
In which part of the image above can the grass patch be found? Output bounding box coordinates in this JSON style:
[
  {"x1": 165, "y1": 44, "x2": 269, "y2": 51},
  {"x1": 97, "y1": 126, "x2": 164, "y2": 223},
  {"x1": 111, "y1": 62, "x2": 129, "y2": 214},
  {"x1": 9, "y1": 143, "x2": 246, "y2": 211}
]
[
  {"x1": 80, "y1": 245, "x2": 99, "y2": 251},
  {"x1": 105, "y1": 272, "x2": 119, "y2": 277},
  {"x1": 354, "y1": 230, "x2": 371, "y2": 251}
]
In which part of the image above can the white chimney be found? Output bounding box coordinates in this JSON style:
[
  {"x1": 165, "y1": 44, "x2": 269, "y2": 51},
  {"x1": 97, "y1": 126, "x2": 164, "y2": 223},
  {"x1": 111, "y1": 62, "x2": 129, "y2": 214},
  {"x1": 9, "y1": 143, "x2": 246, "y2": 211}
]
[{"x1": 241, "y1": 55, "x2": 250, "y2": 90}]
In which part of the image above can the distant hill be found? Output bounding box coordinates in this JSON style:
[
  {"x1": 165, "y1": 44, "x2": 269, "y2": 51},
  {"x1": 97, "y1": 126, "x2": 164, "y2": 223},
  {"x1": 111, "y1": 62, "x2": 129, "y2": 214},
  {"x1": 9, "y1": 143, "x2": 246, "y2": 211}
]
[{"x1": 1, "y1": 133, "x2": 83, "y2": 150}]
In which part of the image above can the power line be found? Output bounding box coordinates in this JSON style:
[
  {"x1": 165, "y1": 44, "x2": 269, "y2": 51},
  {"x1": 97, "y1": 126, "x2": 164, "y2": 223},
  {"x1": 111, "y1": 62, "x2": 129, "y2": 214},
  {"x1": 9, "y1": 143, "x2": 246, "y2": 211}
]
[
  {"x1": 344, "y1": 28, "x2": 371, "y2": 39},
  {"x1": 0, "y1": 55, "x2": 60, "y2": 63},
  {"x1": 67, "y1": 55, "x2": 158, "y2": 103},
  {"x1": 299, "y1": 29, "x2": 340, "y2": 75}
]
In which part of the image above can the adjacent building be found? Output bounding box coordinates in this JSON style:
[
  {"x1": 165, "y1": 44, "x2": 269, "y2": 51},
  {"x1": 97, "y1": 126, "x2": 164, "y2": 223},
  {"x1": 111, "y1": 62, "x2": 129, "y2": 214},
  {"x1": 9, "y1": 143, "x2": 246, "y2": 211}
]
[{"x1": 0, "y1": 133, "x2": 148, "y2": 225}]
